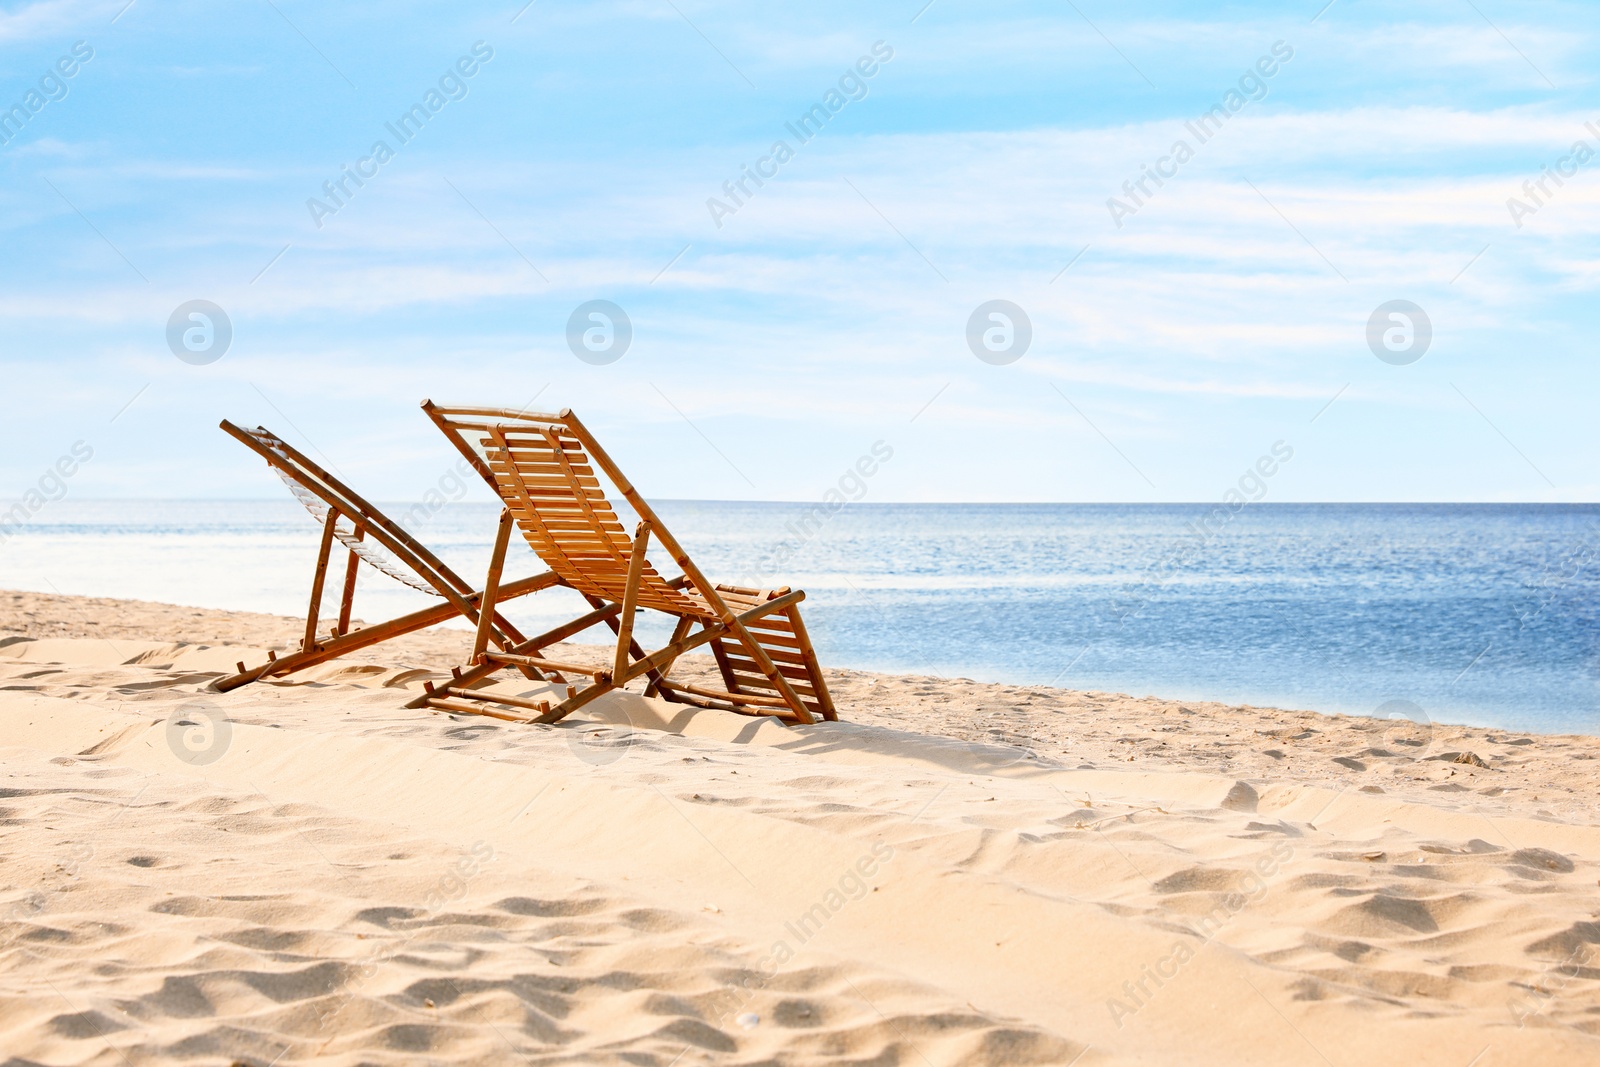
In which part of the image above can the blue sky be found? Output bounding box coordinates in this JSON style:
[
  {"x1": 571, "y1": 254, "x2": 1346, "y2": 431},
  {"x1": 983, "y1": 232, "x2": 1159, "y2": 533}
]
[{"x1": 1, "y1": 0, "x2": 1596, "y2": 505}]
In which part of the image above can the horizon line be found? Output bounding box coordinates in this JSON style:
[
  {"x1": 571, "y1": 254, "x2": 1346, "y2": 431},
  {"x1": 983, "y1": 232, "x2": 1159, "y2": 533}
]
[{"x1": 31, "y1": 498, "x2": 1600, "y2": 507}]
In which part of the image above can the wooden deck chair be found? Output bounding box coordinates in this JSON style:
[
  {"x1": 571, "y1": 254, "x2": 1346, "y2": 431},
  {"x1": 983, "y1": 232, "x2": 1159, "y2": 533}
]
[
  {"x1": 405, "y1": 403, "x2": 837, "y2": 726},
  {"x1": 214, "y1": 421, "x2": 564, "y2": 692}
]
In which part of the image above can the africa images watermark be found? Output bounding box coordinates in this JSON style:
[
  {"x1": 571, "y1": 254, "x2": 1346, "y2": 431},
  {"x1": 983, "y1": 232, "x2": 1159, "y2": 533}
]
[
  {"x1": 1508, "y1": 942, "x2": 1590, "y2": 1029},
  {"x1": 1505, "y1": 118, "x2": 1600, "y2": 229},
  {"x1": 708, "y1": 841, "x2": 895, "y2": 1030},
  {"x1": 1108, "y1": 841, "x2": 1295, "y2": 1029},
  {"x1": 0, "y1": 40, "x2": 94, "y2": 148},
  {"x1": 306, "y1": 41, "x2": 495, "y2": 228},
  {"x1": 1108, "y1": 440, "x2": 1294, "y2": 623},
  {"x1": 403, "y1": 455, "x2": 480, "y2": 529},
  {"x1": 1107, "y1": 41, "x2": 1294, "y2": 229},
  {"x1": 317, "y1": 840, "x2": 497, "y2": 1031},
  {"x1": 0, "y1": 440, "x2": 94, "y2": 545},
  {"x1": 706, "y1": 41, "x2": 895, "y2": 229},
  {"x1": 1511, "y1": 535, "x2": 1598, "y2": 635},
  {"x1": 738, "y1": 440, "x2": 893, "y2": 589},
  {"x1": 0, "y1": 840, "x2": 95, "y2": 950}
]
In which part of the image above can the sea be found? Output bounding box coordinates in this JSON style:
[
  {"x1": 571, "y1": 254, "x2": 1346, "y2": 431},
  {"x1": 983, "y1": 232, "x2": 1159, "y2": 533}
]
[{"x1": 2, "y1": 500, "x2": 1596, "y2": 736}]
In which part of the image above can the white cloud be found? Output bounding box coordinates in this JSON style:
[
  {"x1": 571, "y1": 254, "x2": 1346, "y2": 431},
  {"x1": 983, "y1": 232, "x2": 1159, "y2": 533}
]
[{"x1": 0, "y1": 0, "x2": 112, "y2": 44}]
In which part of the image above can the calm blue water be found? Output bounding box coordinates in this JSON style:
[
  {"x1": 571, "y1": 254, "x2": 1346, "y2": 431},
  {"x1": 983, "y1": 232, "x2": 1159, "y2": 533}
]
[{"x1": 2, "y1": 500, "x2": 1596, "y2": 735}]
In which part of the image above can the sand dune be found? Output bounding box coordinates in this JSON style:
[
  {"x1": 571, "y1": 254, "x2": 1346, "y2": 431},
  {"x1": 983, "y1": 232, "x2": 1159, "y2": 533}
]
[{"x1": 2, "y1": 592, "x2": 1599, "y2": 1065}]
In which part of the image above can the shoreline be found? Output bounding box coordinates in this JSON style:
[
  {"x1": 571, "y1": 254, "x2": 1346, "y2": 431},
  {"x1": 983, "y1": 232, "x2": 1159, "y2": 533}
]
[
  {"x1": 5, "y1": 588, "x2": 1598, "y2": 819},
  {"x1": 4, "y1": 584, "x2": 1593, "y2": 733}
]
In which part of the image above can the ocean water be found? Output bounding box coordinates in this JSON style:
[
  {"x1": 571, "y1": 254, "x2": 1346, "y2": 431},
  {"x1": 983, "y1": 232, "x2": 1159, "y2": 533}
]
[{"x1": 2, "y1": 500, "x2": 1596, "y2": 736}]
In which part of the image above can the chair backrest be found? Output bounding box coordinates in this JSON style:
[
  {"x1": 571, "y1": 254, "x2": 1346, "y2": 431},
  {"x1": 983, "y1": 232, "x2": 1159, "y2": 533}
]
[
  {"x1": 221, "y1": 420, "x2": 471, "y2": 600},
  {"x1": 421, "y1": 403, "x2": 716, "y2": 619}
]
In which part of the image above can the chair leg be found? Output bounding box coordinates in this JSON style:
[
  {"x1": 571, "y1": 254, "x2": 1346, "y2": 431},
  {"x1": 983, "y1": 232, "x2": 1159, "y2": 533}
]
[
  {"x1": 335, "y1": 523, "x2": 364, "y2": 637},
  {"x1": 784, "y1": 605, "x2": 837, "y2": 721},
  {"x1": 217, "y1": 571, "x2": 562, "y2": 693},
  {"x1": 472, "y1": 509, "x2": 515, "y2": 664},
  {"x1": 583, "y1": 589, "x2": 676, "y2": 697},
  {"x1": 613, "y1": 520, "x2": 651, "y2": 682},
  {"x1": 303, "y1": 508, "x2": 340, "y2": 653}
]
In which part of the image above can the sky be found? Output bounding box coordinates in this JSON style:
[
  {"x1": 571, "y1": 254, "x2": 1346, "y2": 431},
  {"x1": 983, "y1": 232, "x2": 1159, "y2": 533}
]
[{"x1": 1, "y1": 0, "x2": 1597, "y2": 506}]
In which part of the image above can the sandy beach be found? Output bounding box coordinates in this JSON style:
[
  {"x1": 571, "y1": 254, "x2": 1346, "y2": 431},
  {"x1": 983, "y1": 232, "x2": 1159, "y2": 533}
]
[{"x1": 2, "y1": 588, "x2": 1598, "y2": 1066}]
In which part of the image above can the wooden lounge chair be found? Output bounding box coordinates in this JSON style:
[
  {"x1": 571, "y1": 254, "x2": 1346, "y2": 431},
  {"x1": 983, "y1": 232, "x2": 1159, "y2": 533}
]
[
  {"x1": 214, "y1": 421, "x2": 562, "y2": 692},
  {"x1": 405, "y1": 403, "x2": 837, "y2": 726}
]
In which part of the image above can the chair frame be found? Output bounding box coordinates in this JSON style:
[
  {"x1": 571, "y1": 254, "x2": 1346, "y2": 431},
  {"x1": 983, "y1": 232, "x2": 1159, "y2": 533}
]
[
  {"x1": 405, "y1": 403, "x2": 837, "y2": 726},
  {"x1": 214, "y1": 420, "x2": 562, "y2": 692}
]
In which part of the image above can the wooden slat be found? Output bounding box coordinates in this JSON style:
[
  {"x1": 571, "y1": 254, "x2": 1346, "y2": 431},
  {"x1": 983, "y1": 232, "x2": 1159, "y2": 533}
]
[
  {"x1": 720, "y1": 639, "x2": 807, "y2": 664},
  {"x1": 491, "y1": 477, "x2": 601, "y2": 493},
  {"x1": 540, "y1": 426, "x2": 631, "y2": 567},
  {"x1": 719, "y1": 651, "x2": 818, "y2": 681},
  {"x1": 497, "y1": 459, "x2": 600, "y2": 478},
  {"x1": 744, "y1": 614, "x2": 799, "y2": 631},
  {"x1": 721, "y1": 669, "x2": 819, "y2": 694},
  {"x1": 721, "y1": 671, "x2": 820, "y2": 697},
  {"x1": 722, "y1": 659, "x2": 818, "y2": 686},
  {"x1": 655, "y1": 680, "x2": 794, "y2": 708}
]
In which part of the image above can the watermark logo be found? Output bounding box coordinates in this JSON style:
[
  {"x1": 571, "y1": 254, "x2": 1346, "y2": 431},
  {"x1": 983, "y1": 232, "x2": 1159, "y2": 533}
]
[
  {"x1": 565, "y1": 719, "x2": 639, "y2": 768},
  {"x1": 166, "y1": 300, "x2": 232, "y2": 365},
  {"x1": 963, "y1": 711, "x2": 1036, "y2": 771},
  {"x1": 1368, "y1": 699, "x2": 1435, "y2": 756},
  {"x1": 566, "y1": 299, "x2": 631, "y2": 365},
  {"x1": 1366, "y1": 300, "x2": 1431, "y2": 365},
  {"x1": 165, "y1": 700, "x2": 232, "y2": 765},
  {"x1": 966, "y1": 299, "x2": 1031, "y2": 365}
]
